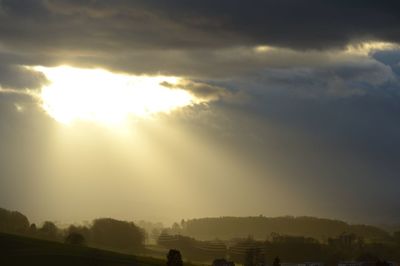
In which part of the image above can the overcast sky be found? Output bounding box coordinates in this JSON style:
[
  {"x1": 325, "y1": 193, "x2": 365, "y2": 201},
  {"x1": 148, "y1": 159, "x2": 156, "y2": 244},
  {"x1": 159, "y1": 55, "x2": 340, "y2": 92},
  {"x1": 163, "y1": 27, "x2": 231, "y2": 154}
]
[{"x1": 0, "y1": 0, "x2": 400, "y2": 226}]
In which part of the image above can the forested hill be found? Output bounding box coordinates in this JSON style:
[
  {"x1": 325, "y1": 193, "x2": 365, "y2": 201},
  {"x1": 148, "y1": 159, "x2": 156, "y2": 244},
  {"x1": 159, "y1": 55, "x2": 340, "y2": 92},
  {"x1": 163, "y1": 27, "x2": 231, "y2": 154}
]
[{"x1": 180, "y1": 216, "x2": 391, "y2": 241}]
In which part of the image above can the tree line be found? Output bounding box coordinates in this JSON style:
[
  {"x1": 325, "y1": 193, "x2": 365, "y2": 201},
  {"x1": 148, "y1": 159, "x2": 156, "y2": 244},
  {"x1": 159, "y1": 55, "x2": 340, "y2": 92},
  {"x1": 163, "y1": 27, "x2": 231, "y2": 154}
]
[
  {"x1": 176, "y1": 216, "x2": 392, "y2": 242},
  {"x1": 2, "y1": 207, "x2": 400, "y2": 265},
  {"x1": 0, "y1": 207, "x2": 145, "y2": 253}
]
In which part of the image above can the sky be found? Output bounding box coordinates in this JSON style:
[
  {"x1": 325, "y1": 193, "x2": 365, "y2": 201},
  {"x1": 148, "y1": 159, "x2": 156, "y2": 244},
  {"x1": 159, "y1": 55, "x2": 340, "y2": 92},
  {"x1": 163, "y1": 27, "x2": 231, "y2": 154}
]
[{"x1": 0, "y1": 0, "x2": 400, "y2": 226}]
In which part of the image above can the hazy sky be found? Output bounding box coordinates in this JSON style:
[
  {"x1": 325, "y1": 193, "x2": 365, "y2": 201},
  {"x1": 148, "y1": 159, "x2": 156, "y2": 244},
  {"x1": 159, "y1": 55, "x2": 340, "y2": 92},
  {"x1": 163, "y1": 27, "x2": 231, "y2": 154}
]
[{"x1": 1, "y1": 0, "x2": 400, "y2": 226}]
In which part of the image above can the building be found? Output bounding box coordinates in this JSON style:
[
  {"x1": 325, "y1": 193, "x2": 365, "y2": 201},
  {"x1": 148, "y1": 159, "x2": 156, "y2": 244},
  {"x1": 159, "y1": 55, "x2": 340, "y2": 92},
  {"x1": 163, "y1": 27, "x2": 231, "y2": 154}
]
[{"x1": 299, "y1": 262, "x2": 324, "y2": 266}]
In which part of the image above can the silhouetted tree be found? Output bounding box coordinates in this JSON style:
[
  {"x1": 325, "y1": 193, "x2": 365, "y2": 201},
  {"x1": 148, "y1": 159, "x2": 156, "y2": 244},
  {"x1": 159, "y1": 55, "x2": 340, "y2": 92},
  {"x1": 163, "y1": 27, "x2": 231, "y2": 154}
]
[
  {"x1": 91, "y1": 218, "x2": 145, "y2": 251},
  {"x1": 180, "y1": 219, "x2": 186, "y2": 229},
  {"x1": 171, "y1": 222, "x2": 181, "y2": 234},
  {"x1": 167, "y1": 249, "x2": 183, "y2": 266},
  {"x1": 273, "y1": 256, "x2": 280, "y2": 266},
  {"x1": 38, "y1": 221, "x2": 59, "y2": 240},
  {"x1": 0, "y1": 208, "x2": 30, "y2": 234},
  {"x1": 66, "y1": 225, "x2": 91, "y2": 243},
  {"x1": 213, "y1": 259, "x2": 235, "y2": 266},
  {"x1": 28, "y1": 223, "x2": 37, "y2": 236},
  {"x1": 65, "y1": 232, "x2": 85, "y2": 245}
]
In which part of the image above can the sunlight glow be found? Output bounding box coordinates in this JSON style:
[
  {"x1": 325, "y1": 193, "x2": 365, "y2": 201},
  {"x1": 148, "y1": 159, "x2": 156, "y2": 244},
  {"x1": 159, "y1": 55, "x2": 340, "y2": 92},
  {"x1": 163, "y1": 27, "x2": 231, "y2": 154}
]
[
  {"x1": 254, "y1": 45, "x2": 274, "y2": 52},
  {"x1": 345, "y1": 41, "x2": 400, "y2": 55},
  {"x1": 34, "y1": 66, "x2": 196, "y2": 125}
]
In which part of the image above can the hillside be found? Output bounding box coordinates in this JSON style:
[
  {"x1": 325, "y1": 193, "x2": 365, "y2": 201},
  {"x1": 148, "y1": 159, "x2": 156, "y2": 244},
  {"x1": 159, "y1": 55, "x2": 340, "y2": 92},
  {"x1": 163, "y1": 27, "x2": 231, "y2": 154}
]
[
  {"x1": 0, "y1": 232, "x2": 169, "y2": 266},
  {"x1": 180, "y1": 216, "x2": 391, "y2": 241}
]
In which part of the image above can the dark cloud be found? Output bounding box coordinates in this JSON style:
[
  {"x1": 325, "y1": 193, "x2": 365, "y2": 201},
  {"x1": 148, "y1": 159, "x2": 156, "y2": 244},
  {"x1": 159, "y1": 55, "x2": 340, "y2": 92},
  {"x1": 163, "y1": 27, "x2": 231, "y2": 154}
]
[
  {"x1": 1, "y1": 0, "x2": 400, "y2": 52},
  {"x1": 0, "y1": 0, "x2": 399, "y2": 82},
  {"x1": 247, "y1": 60, "x2": 395, "y2": 97},
  {"x1": 1, "y1": 0, "x2": 49, "y2": 17},
  {"x1": 161, "y1": 80, "x2": 232, "y2": 101},
  {"x1": 136, "y1": 0, "x2": 400, "y2": 50},
  {"x1": 0, "y1": 64, "x2": 48, "y2": 90},
  {"x1": 0, "y1": 1, "x2": 399, "y2": 107}
]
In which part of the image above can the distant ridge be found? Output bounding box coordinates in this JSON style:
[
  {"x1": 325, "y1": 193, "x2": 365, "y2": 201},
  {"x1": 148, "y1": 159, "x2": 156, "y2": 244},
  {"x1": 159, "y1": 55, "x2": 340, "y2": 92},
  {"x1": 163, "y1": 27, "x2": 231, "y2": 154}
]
[{"x1": 179, "y1": 216, "x2": 391, "y2": 241}]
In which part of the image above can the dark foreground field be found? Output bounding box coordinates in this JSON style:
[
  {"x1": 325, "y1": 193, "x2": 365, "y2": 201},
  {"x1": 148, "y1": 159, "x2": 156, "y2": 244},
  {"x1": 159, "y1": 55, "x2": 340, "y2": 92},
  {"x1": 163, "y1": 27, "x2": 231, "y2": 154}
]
[{"x1": 0, "y1": 232, "x2": 168, "y2": 266}]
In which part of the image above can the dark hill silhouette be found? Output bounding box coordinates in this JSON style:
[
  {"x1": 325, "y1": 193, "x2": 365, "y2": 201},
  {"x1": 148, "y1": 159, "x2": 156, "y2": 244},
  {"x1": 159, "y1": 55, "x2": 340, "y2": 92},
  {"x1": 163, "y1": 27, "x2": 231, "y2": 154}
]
[{"x1": 0, "y1": 232, "x2": 180, "y2": 266}]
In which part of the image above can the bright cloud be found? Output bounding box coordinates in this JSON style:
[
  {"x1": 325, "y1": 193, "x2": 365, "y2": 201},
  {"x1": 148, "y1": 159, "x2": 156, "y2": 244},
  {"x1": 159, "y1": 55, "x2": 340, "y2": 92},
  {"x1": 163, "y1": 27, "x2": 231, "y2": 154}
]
[{"x1": 34, "y1": 66, "x2": 204, "y2": 125}]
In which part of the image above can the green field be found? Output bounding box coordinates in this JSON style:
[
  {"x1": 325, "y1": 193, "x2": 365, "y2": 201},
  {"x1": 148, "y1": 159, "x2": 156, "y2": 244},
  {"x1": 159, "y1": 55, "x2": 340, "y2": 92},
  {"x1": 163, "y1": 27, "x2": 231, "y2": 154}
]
[{"x1": 0, "y1": 232, "x2": 170, "y2": 266}]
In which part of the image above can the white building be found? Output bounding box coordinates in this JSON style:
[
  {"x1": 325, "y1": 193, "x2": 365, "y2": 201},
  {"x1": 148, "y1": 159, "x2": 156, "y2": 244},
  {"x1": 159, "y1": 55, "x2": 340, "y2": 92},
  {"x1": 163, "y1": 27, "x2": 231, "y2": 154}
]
[{"x1": 299, "y1": 262, "x2": 324, "y2": 266}]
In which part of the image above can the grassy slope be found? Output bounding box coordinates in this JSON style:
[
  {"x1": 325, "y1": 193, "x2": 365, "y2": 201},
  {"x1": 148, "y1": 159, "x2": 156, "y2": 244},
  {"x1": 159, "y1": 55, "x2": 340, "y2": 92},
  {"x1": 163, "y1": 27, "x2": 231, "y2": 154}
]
[{"x1": 0, "y1": 232, "x2": 168, "y2": 266}]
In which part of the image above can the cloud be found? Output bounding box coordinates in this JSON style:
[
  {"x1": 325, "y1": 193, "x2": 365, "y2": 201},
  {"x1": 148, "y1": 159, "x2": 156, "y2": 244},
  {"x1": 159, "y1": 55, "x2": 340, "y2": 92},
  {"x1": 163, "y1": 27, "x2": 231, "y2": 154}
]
[
  {"x1": 0, "y1": 64, "x2": 48, "y2": 90},
  {"x1": 161, "y1": 80, "x2": 233, "y2": 102},
  {"x1": 2, "y1": 0, "x2": 400, "y2": 51},
  {"x1": 372, "y1": 49, "x2": 400, "y2": 76},
  {"x1": 251, "y1": 60, "x2": 396, "y2": 98},
  {"x1": 0, "y1": 1, "x2": 399, "y2": 111},
  {"x1": 0, "y1": 1, "x2": 399, "y2": 55},
  {"x1": 0, "y1": 0, "x2": 399, "y2": 85}
]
